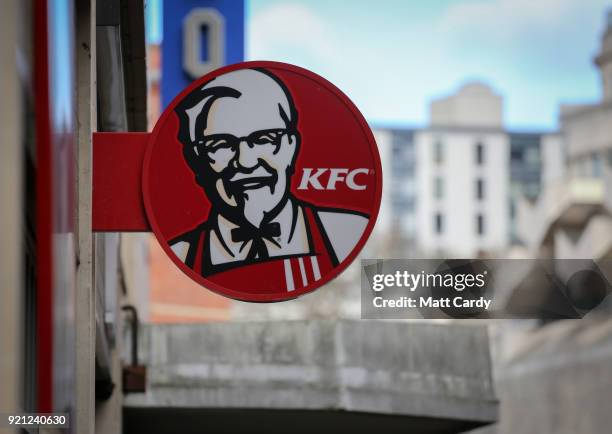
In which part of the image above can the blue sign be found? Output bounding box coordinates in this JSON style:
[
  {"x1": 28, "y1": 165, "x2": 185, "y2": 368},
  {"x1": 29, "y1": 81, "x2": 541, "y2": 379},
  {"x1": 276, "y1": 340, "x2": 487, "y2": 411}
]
[{"x1": 162, "y1": 0, "x2": 244, "y2": 108}]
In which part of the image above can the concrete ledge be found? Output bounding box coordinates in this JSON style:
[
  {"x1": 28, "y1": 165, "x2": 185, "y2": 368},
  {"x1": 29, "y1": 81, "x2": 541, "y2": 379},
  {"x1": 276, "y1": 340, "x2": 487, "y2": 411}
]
[{"x1": 125, "y1": 320, "x2": 497, "y2": 432}]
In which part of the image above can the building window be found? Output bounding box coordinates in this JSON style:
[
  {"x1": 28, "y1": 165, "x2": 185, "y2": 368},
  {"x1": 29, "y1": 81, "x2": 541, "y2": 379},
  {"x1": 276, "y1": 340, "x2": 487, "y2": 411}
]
[
  {"x1": 434, "y1": 139, "x2": 444, "y2": 164},
  {"x1": 510, "y1": 148, "x2": 523, "y2": 162},
  {"x1": 435, "y1": 213, "x2": 444, "y2": 234},
  {"x1": 434, "y1": 176, "x2": 444, "y2": 199},
  {"x1": 525, "y1": 146, "x2": 540, "y2": 165},
  {"x1": 476, "y1": 178, "x2": 485, "y2": 200},
  {"x1": 475, "y1": 141, "x2": 485, "y2": 165},
  {"x1": 476, "y1": 214, "x2": 485, "y2": 236}
]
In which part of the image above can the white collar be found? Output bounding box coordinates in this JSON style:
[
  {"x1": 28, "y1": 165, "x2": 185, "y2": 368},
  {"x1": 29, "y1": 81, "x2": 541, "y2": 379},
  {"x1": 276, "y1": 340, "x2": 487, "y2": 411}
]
[{"x1": 209, "y1": 198, "x2": 311, "y2": 265}]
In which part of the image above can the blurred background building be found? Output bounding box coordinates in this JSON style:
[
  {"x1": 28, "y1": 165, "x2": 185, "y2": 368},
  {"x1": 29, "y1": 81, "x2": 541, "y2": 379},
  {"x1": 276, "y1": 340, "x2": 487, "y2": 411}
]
[
  {"x1": 473, "y1": 9, "x2": 612, "y2": 434},
  {"x1": 518, "y1": 8, "x2": 612, "y2": 261},
  {"x1": 373, "y1": 83, "x2": 564, "y2": 258},
  {"x1": 414, "y1": 83, "x2": 510, "y2": 257}
]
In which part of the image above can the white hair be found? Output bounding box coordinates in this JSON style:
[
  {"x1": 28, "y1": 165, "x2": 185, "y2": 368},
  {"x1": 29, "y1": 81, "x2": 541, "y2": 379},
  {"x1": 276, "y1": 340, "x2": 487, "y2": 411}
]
[{"x1": 185, "y1": 69, "x2": 295, "y2": 142}]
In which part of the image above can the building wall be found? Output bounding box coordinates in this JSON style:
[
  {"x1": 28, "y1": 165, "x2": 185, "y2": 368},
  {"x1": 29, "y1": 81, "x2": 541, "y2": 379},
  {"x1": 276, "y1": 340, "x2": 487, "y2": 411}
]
[
  {"x1": 389, "y1": 129, "x2": 417, "y2": 238},
  {"x1": 540, "y1": 133, "x2": 565, "y2": 186},
  {"x1": 373, "y1": 83, "x2": 566, "y2": 257},
  {"x1": 371, "y1": 127, "x2": 419, "y2": 258},
  {"x1": 374, "y1": 122, "x2": 561, "y2": 257},
  {"x1": 416, "y1": 129, "x2": 509, "y2": 256},
  {"x1": 0, "y1": 1, "x2": 26, "y2": 429},
  {"x1": 430, "y1": 82, "x2": 503, "y2": 129},
  {"x1": 149, "y1": 236, "x2": 232, "y2": 322},
  {"x1": 372, "y1": 129, "x2": 394, "y2": 236},
  {"x1": 0, "y1": 2, "x2": 150, "y2": 433},
  {"x1": 75, "y1": 1, "x2": 96, "y2": 431},
  {"x1": 563, "y1": 103, "x2": 612, "y2": 166}
]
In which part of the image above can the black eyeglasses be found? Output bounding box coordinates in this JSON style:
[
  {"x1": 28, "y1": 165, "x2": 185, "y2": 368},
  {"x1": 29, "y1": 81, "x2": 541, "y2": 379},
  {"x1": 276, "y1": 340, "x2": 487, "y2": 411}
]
[{"x1": 194, "y1": 129, "x2": 291, "y2": 153}]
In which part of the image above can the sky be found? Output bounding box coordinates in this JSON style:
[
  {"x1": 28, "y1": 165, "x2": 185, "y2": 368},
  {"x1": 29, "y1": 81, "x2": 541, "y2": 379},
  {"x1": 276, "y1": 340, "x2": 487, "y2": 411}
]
[{"x1": 146, "y1": 0, "x2": 611, "y2": 130}]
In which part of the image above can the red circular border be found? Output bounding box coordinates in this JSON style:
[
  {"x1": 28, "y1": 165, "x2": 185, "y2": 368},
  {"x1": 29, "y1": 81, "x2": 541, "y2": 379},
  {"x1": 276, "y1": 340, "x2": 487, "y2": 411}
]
[{"x1": 143, "y1": 61, "x2": 382, "y2": 303}]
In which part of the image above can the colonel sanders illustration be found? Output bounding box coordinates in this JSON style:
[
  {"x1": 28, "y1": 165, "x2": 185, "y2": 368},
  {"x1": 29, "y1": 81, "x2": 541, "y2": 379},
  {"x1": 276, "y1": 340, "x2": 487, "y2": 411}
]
[{"x1": 170, "y1": 68, "x2": 369, "y2": 292}]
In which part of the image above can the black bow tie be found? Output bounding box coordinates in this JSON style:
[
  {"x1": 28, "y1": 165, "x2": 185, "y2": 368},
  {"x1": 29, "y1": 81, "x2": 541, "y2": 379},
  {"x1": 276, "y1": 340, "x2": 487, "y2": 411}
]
[
  {"x1": 231, "y1": 222, "x2": 281, "y2": 243},
  {"x1": 231, "y1": 222, "x2": 281, "y2": 260}
]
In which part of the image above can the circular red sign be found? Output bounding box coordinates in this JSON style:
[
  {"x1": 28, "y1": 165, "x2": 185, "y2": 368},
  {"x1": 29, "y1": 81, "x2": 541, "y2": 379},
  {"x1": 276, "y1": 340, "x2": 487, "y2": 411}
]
[{"x1": 143, "y1": 61, "x2": 382, "y2": 302}]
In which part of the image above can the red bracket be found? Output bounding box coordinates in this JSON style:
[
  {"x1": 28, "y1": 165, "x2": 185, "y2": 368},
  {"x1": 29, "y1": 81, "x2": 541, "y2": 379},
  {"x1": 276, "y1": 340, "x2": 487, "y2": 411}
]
[{"x1": 93, "y1": 132, "x2": 151, "y2": 231}]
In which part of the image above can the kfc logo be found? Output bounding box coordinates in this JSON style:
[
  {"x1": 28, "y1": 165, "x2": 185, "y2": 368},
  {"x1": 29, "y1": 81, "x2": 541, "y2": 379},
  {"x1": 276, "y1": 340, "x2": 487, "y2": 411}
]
[
  {"x1": 298, "y1": 168, "x2": 369, "y2": 190},
  {"x1": 143, "y1": 62, "x2": 382, "y2": 302}
]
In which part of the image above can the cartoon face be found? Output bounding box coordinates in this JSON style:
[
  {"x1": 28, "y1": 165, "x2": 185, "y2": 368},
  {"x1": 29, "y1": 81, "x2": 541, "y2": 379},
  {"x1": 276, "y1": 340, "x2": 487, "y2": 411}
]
[{"x1": 177, "y1": 69, "x2": 301, "y2": 228}]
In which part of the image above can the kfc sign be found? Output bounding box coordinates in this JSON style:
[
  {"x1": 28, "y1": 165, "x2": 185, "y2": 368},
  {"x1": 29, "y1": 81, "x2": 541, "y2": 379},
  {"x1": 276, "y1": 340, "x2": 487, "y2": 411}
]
[
  {"x1": 96, "y1": 61, "x2": 381, "y2": 302},
  {"x1": 298, "y1": 168, "x2": 370, "y2": 191}
]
